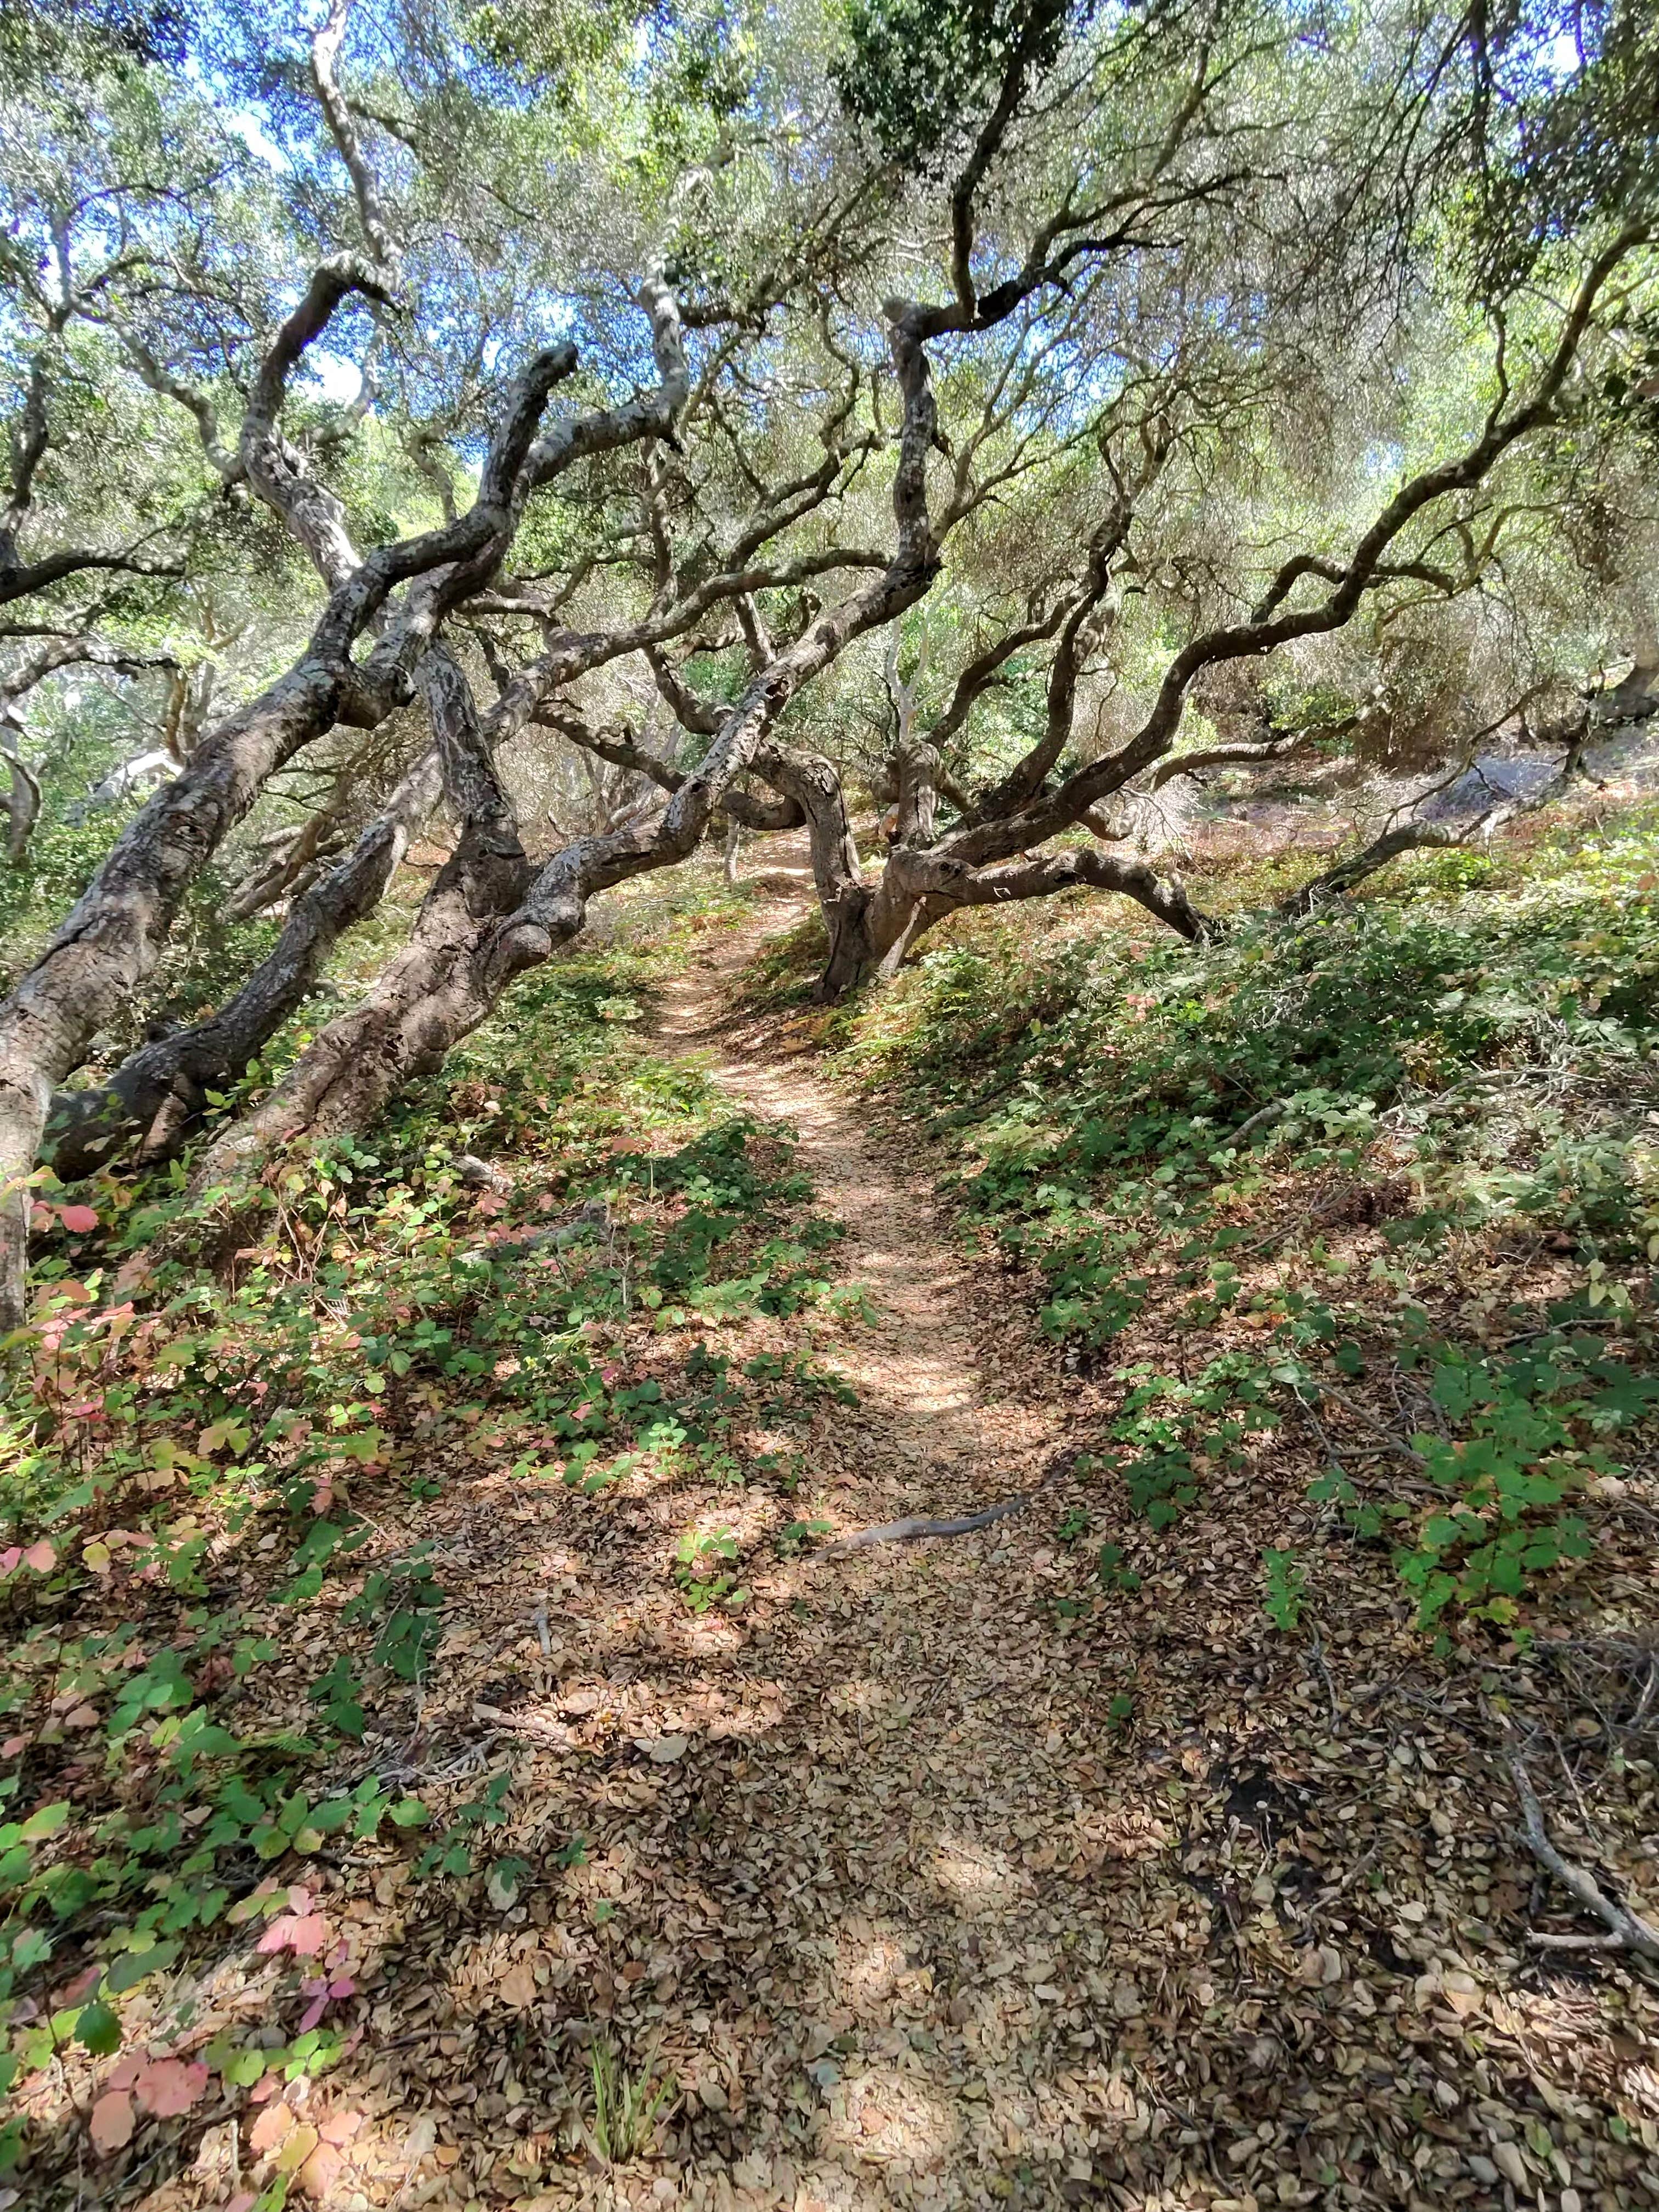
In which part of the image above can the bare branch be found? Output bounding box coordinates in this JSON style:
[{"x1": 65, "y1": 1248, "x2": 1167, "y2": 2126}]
[
  {"x1": 1510, "y1": 1754, "x2": 1659, "y2": 1960},
  {"x1": 311, "y1": 0, "x2": 400, "y2": 272}
]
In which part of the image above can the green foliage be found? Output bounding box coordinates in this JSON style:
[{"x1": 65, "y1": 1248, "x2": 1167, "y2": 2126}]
[
  {"x1": 1261, "y1": 1548, "x2": 1307, "y2": 1632},
  {"x1": 585, "y1": 2037, "x2": 675, "y2": 2164},
  {"x1": 0, "y1": 870, "x2": 859, "y2": 2137},
  {"x1": 1095, "y1": 1542, "x2": 1139, "y2": 1595},
  {"x1": 811, "y1": 805, "x2": 1659, "y2": 1643},
  {"x1": 833, "y1": 0, "x2": 1076, "y2": 173},
  {"x1": 1111, "y1": 1356, "x2": 1278, "y2": 1531},
  {"x1": 1397, "y1": 1340, "x2": 1647, "y2": 1636},
  {"x1": 673, "y1": 1527, "x2": 749, "y2": 1612}
]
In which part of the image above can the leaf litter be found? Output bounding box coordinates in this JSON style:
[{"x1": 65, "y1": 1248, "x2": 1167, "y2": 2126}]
[{"x1": 2, "y1": 850, "x2": 1657, "y2": 2211}]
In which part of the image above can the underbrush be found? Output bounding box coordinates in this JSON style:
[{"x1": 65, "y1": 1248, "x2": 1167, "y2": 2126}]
[
  {"x1": 0, "y1": 861, "x2": 854, "y2": 2188},
  {"x1": 782, "y1": 802, "x2": 1659, "y2": 1652}
]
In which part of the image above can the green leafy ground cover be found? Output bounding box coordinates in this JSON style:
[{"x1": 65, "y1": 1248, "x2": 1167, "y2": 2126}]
[
  {"x1": 0, "y1": 867, "x2": 865, "y2": 2194},
  {"x1": 4, "y1": 811, "x2": 1659, "y2": 2205}
]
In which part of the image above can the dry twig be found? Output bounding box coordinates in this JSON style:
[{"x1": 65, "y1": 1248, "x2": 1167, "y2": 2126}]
[
  {"x1": 814, "y1": 1446, "x2": 1086, "y2": 1556},
  {"x1": 1508, "y1": 1754, "x2": 1659, "y2": 1960}
]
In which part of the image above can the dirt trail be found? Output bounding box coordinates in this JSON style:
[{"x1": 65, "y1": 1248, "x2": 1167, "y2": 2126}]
[
  {"x1": 359, "y1": 865, "x2": 1640, "y2": 2212},
  {"x1": 653, "y1": 856, "x2": 1063, "y2": 1521}
]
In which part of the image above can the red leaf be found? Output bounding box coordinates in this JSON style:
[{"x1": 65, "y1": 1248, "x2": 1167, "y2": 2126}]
[
  {"x1": 58, "y1": 1204, "x2": 99, "y2": 1234},
  {"x1": 134, "y1": 2058, "x2": 209, "y2": 2117},
  {"x1": 256, "y1": 1913, "x2": 329, "y2": 1958},
  {"x1": 89, "y1": 2090, "x2": 135, "y2": 2154}
]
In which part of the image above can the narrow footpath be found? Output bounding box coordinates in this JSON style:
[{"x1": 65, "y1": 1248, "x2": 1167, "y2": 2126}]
[{"x1": 355, "y1": 860, "x2": 1646, "y2": 2212}]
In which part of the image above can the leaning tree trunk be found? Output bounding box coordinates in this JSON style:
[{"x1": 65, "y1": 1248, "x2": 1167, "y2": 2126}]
[
  {"x1": 189, "y1": 283, "x2": 945, "y2": 1192},
  {"x1": 749, "y1": 741, "x2": 885, "y2": 996},
  {"x1": 44, "y1": 741, "x2": 444, "y2": 1179},
  {"x1": 0, "y1": 663, "x2": 346, "y2": 1325},
  {"x1": 0, "y1": 334, "x2": 585, "y2": 1325}
]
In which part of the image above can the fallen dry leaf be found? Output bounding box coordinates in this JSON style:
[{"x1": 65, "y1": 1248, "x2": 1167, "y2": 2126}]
[
  {"x1": 497, "y1": 1959, "x2": 539, "y2": 2009},
  {"x1": 637, "y1": 1733, "x2": 689, "y2": 1763}
]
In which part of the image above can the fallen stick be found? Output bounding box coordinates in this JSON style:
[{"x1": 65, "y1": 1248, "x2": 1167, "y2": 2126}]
[
  {"x1": 813, "y1": 1447, "x2": 1088, "y2": 1558},
  {"x1": 1509, "y1": 1753, "x2": 1659, "y2": 1961},
  {"x1": 472, "y1": 1699, "x2": 575, "y2": 1749}
]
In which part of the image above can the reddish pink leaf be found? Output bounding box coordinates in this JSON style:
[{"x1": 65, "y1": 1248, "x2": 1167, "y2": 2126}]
[
  {"x1": 108, "y1": 2056, "x2": 142, "y2": 2091},
  {"x1": 325, "y1": 1977, "x2": 355, "y2": 2000},
  {"x1": 0, "y1": 1550, "x2": 19, "y2": 1578},
  {"x1": 89, "y1": 2090, "x2": 135, "y2": 2154},
  {"x1": 297, "y1": 1993, "x2": 328, "y2": 2033},
  {"x1": 249, "y1": 2100, "x2": 293, "y2": 2155},
  {"x1": 21, "y1": 1541, "x2": 55, "y2": 1573},
  {"x1": 58, "y1": 1205, "x2": 99, "y2": 1234},
  {"x1": 256, "y1": 1913, "x2": 328, "y2": 1958},
  {"x1": 134, "y1": 2059, "x2": 209, "y2": 2118}
]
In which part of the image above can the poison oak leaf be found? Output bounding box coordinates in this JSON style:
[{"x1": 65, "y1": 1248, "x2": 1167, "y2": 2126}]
[
  {"x1": 248, "y1": 2100, "x2": 293, "y2": 2156},
  {"x1": 88, "y1": 2091, "x2": 135, "y2": 2154},
  {"x1": 133, "y1": 2059, "x2": 208, "y2": 2117},
  {"x1": 257, "y1": 1912, "x2": 328, "y2": 1957}
]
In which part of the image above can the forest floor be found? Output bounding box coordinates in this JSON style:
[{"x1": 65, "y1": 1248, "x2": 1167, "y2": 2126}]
[
  {"x1": 279, "y1": 848, "x2": 1657, "y2": 2212},
  {"x1": 7, "y1": 831, "x2": 1659, "y2": 2212}
]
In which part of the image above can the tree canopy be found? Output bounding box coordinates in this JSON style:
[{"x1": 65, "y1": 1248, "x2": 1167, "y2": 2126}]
[{"x1": 0, "y1": 0, "x2": 1652, "y2": 1319}]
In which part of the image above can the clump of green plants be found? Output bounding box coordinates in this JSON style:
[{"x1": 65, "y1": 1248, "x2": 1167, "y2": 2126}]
[
  {"x1": 673, "y1": 1527, "x2": 749, "y2": 1611},
  {"x1": 583, "y1": 2037, "x2": 676, "y2": 2164}
]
